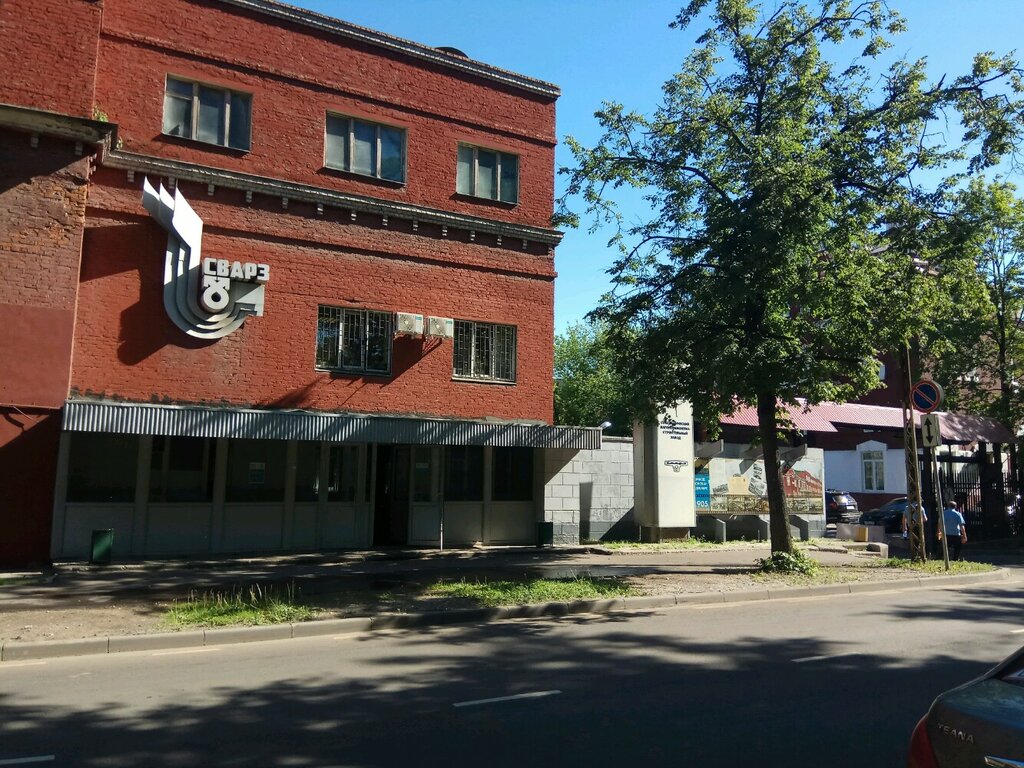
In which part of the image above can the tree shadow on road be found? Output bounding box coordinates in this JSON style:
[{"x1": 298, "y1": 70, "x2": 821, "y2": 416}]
[{"x1": 0, "y1": 605, "x2": 1005, "y2": 768}]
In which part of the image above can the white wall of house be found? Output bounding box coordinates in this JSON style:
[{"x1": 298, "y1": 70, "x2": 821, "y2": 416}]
[{"x1": 823, "y1": 439, "x2": 907, "y2": 498}]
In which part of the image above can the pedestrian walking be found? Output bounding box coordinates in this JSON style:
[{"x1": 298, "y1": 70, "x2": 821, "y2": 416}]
[
  {"x1": 938, "y1": 501, "x2": 968, "y2": 561},
  {"x1": 902, "y1": 501, "x2": 927, "y2": 540}
]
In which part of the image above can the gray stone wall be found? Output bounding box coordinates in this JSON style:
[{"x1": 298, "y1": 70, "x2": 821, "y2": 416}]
[{"x1": 543, "y1": 437, "x2": 635, "y2": 544}]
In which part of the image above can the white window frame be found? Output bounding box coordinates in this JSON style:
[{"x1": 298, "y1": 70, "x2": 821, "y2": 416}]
[
  {"x1": 453, "y1": 320, "x2": 516, "y2": 383},
  {"x1": 862, "y1": 449, "x2": 885, "y2": 491},
  {"x1": 325, "y1": 114, "x2": 407, "y2": 182},
  {"x1": 315, "y1": 305, "x2": 393, "y2": 376},
  {"x1": 456, "y1": 143, "x2": 519, "y2": 203},
  {"x1": 162, "y1": 75, "x2": 252, "y2": 151}
]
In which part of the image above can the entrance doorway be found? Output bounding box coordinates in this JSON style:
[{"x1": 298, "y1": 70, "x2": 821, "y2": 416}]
[{"x1": 373, "y1": 445, "x2": 410, "y2": 545}]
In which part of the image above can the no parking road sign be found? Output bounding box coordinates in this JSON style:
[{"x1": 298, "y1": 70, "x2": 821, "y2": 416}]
[{"x1": 911, "y1": 379, "x2": 944, "y2": 413}]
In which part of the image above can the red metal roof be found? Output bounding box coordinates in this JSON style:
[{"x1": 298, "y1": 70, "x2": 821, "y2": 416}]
[
  {"x1": 720, "y1": 400, "x2": 1013, "y2": 443},
  {"x1": 720, "y1": 400, "x2": 837, "y2": 433}
]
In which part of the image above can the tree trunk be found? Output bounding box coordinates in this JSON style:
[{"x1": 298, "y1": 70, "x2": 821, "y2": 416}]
[{"x1": 757, "y1": 390, "x2": 793, "y2": 554}]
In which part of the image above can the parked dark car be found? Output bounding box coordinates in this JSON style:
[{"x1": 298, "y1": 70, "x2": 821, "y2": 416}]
[
  {"x1": 860, "y1": 497, "x2": 911, "y2": 533},
  {"x1": 825, "y1": 489, "x2": 860, "y2": 523},
  {"x1": 907, "y1": 644, "x2": 1024, "y2": 767}
]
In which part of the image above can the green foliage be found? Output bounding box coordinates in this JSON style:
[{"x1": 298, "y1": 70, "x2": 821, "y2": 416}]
[
  {"x1": 925, "y1": 180, "x2": 1024, "y2": 430},
  {"x1": 876, "y1": 557, "x2": 994, "y2": 574},
  {"x1": 756, "y1": 550, "x2": 819, "y2": 575},
  {"x1": 558, "y1": 0, "x2": 1024, "y2": 554},
  {"x1": 599, "y1": 537, "x2": 764, "y2": 550},
  {"x1": 165, "y1": 583, "x2": 314, "y2": 627},
  {"x1": 554, "y1": 318, "x2": 632, "y2": 433},
  {"x1": 426, "y1": 576, "x2": 636, "y2": 607}
]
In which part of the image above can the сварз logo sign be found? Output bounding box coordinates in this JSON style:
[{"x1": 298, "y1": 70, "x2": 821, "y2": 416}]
[{"x1": 142, "y1": 178, "x2": 269, "y2": 338}]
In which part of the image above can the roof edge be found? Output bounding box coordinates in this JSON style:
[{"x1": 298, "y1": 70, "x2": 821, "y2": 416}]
[
  {"x1": 215, "y1": 0, "x2": 561, "y2": 98},
  {"x1": 103, "y1": 149, "x2": 564, "y2": 246}
]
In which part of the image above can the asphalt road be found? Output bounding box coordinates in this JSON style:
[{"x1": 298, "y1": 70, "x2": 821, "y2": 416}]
[{"x1": 1, "y1": 575, "x2": 1021, "y2": 767}]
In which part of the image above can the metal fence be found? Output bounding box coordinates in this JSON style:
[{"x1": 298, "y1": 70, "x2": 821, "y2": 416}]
[{"x1": 936, "y1": 461, "x2": 1018, "y2": 541}]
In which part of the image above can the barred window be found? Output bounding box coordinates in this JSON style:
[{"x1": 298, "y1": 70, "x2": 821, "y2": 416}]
[
  {"x1": 453, "y1": 320, "x2": 516, "y2": 383},
  {"x1": 316, "y1": 305, "x2": 392, "y2": 375}
]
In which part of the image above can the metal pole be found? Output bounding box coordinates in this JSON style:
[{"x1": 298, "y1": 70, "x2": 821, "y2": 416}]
[
  {"x1": 438, "y1": 445, "x2": 445, "y2": 552},
  {"x1": 903, "y1": 344, "x2": 927, "y2": 562},
  {"x1": 932, "y1": 445, "x2": 950, "y2": 570}
]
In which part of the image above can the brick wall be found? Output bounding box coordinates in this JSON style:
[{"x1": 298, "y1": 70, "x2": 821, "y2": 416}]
[
  {"x1": 0, "y1": 130, "x2": 92, "y2": 408},
  {"x1": 0, "y1": 0, "x2": 101, "y2": 117},
  {"x1": 0, "y1": 409, "x2": 60, "y2": 566},
  {"x1": 95, "y1": 0, "x2": 557, "y2": 229},
  {"x1": 72, "y1": 172, "x2": 555, "y2": 423},
  {"x1": 543, "y1": 437, "x2": 635, "y2": 544}
]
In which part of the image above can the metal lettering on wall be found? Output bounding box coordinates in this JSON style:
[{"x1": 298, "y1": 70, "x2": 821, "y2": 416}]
[{"x1": 142, "y1": 178, "x2": 270, "y2": 338}]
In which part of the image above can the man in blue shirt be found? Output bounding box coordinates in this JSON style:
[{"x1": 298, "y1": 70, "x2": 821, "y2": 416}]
[{"x1": 939, "y1": 501, "x2": 968, "y2": 561}]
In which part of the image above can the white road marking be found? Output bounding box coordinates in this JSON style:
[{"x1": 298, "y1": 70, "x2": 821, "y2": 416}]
[
  {"x1": 151, "y1": 647, "x2": 221, "y2": 656},
  {"x1": 0, "y1": 756, "x2": 56, "y2": 765},
  {"x1": 793, "y1": 652, "x2": 861, "y2": 664},
  {"x1": 0, "y1": 661, "x2": 46, "y2": 669},
  {"x1": 453, "y1": 690, "x2": 561, "y2": 708},
  {"x1": 1010, "y1": 628, "x2": 1024, "y2": 634}
]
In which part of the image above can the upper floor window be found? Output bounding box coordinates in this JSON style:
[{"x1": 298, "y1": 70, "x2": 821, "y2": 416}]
[
  {"x1": 316, "y1": 305, "x2": 393, "y2": 375},
  {"x1": 453, "y1": 320, "x2": 516, "y2": 383},
  {"x1": 326, "y1": 115, "x2": 405, "y2": 182},
  {"x1": 162, "y1": 76, "x2": 252, "y2": 151},
  {"x1": 862, "y1": 449, "x2": 885, "y2": 491},
  {"x1": 457, "y1": 144, "x2": 518, "y2": 203}
]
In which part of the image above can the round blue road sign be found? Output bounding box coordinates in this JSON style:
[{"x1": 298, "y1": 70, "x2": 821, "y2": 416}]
[{"x1": 911, "y1": 380, "x2": 943, "y2": 413}]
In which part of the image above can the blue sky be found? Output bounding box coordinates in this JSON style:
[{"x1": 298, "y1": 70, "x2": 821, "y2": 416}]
[{"x1": 299, "y1": 0, "x2": 1024, "y2": 332}]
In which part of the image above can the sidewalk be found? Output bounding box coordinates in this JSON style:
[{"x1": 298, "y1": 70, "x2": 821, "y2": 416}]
[{"x1": 0, "y1": 543, "x2": 1015, "y2": 659}]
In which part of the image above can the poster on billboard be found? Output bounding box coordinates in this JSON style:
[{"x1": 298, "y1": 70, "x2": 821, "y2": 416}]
[{"x1": 707, "y1": 456, "x2": 824, "y2": 515}]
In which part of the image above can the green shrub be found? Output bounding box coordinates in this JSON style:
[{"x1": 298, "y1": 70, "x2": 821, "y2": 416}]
[{"x1": 756, "y1": 550, "x2": 819, "y2": 575}]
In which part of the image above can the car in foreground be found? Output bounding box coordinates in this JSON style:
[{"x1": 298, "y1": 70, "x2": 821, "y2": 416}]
[
  {"x1": 907, "y1": 644, "x2": 1024, "y2": 767},
  {"x1": 825, "y1": 489, "x2": 860, "y2": 524},
  {"x1": 860, "y1": 497, "x2": 910, "y2": 533}
]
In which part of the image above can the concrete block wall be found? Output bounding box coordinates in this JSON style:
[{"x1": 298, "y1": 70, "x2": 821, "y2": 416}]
[{"x1": 544, "y1": 437, "x2": 635, "y2": 544}]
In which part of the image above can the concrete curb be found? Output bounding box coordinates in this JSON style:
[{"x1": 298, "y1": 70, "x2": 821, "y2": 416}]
[{"x1": 0, "y1": 569, "x2": 1008, "y2": 663}]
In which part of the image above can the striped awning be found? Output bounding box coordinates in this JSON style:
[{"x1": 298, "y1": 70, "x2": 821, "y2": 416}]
[{"x1": 62, "y1": 400, "x2": 601, "y2": 450}]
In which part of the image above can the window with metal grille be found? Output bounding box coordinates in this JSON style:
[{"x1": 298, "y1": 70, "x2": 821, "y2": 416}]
[
  {"x1": 325, "y1": 115, "x2": 405, "y2": 182},
  {"x1": 316, "y1": 305, "x2": 393, "y2": 374},
  {"x1": 162, "y1": 76, "x2": 251, "y2": 150},
  {"x1": 456, "y1": 144, "x2": 518, "y2": 203},
  {"x1": 453, "y1": 320, "x2": 516, "y2": 382}
]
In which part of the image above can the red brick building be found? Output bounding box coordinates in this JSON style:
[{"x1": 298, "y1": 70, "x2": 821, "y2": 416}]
[{"x1": 0, "y1": 0, "x2": 597, "y2": 565}]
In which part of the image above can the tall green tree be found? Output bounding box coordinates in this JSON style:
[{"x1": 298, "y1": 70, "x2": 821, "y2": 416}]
[
  {"x1": 554, "y1": 319, "x2": 632, "y2": 435},
  {"x1": 559, "y1": 0, "x2": 1024, "y2": 554},
  {"x1": 929, "y1": 180, "x2": 1024, "y2": 432}
]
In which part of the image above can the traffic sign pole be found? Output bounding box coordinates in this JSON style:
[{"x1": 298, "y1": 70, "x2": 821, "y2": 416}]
[{"x1": 903, "y1": 353, "x2": 927, "y2": 562}]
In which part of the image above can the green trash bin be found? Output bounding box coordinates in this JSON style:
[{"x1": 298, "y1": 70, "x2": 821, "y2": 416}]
[
  {"x1": 90, "y1": 529, "x2": 114, "y2": 564},
  {"x1": 537, "y1": 521, "x2": 554, "y2": 547}
]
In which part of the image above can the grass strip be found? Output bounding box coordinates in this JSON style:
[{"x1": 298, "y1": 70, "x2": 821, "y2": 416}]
[
  {"x1": 165, "y1": 583, "x2": 315, "y2": 628},
  {"x1": 426, "y1": 576, "x2": 636, "y2": 607},
  {"x1": 873, "y1": 557, "x2": 995, "y2": 574},
  {"x1": 598, "y1": 538, "x2": 763, "y2": 550}
]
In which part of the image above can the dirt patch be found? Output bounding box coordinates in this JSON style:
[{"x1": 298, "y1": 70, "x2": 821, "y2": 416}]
[{"x1": 0, "y1": 562, "x2": 956, "y2": 644}]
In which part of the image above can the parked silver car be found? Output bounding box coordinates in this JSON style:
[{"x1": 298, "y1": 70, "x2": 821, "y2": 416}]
[{"x1": 907, "y1": 644, "x2": 1024, "y2": 767}]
